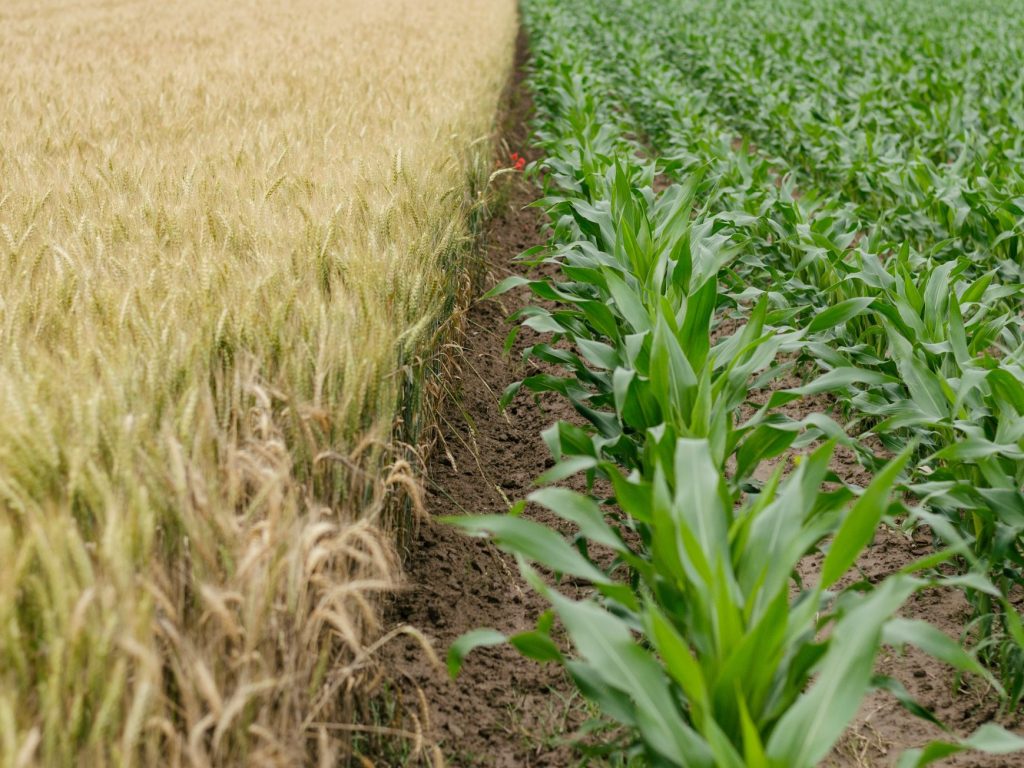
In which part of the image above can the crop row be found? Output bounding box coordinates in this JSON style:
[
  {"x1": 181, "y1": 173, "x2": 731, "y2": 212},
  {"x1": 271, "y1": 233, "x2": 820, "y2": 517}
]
[{"x1": 451, "y1": 1, "x2": 1024, "y2": 766}]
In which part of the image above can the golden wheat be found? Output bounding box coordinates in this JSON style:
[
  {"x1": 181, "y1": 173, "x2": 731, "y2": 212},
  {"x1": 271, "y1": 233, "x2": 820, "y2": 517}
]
[{"x1": 0, "y1": 0, "x2": 516, "y2": 764}]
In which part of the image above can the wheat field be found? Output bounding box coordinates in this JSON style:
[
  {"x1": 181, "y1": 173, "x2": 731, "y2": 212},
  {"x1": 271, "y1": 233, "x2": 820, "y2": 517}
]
[{"x1": 0, "y1": 0, "x2": 515, "y2": 764}]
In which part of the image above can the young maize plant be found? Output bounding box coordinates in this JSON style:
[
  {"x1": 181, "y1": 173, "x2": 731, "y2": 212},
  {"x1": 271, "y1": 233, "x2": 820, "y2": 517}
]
[
  {"x1": 447, "y1": 4, "x2": 1024, "y2": 763},
  {"x1": 812, "y1": 257, "x2": 1024, "y2": 705},
  {"x1": 453, "y1": 443, "x2": 947, "y2": 768}
]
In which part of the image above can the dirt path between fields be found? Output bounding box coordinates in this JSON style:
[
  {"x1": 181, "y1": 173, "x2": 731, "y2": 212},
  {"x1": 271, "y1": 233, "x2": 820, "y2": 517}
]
[
  {"x1": 379, "y1": 32, "x2": 1020, "y2": 768},
  {"x1": 376, "y1": 33, "x2": 591, "y2": 768}
]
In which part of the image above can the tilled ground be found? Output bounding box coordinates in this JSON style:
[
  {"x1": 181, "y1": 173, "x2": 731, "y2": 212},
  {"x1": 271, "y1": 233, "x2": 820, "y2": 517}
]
[
  {"x1": 377, "y1": 34, "x2": 590, "y2": 768},
  {"x1": 379, "y1": 31, "x2": 1020, "y2": 768}
]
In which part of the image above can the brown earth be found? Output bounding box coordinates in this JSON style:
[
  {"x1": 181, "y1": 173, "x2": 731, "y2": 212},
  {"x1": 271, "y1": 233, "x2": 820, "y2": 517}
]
[
  {"x1": 375, "y1": 32, "x2": 592, "y2": 768},
  {"x1": 376, "y1": 30, "x2": 1022, "y2": 768}
]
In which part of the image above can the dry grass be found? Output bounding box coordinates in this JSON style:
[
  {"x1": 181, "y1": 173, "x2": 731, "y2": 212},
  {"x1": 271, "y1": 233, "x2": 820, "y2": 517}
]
[{"x1": 0, "y1": 0, "x2": 515, "y2": 764}]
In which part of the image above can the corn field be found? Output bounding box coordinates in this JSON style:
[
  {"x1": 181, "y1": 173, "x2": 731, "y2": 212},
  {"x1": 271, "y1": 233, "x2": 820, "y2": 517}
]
[{"x1": 450, "y1": 0, "x2": 1024, "y2": 766}]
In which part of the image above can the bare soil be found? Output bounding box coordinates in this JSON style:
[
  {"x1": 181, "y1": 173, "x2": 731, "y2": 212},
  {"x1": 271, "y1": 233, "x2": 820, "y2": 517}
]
[
  {"x1": 377, "y1": 33, "x2": 591, "y2": 768},
  {"x1": 378, "y1": 32, "x2": 1022, "y2": 768}
]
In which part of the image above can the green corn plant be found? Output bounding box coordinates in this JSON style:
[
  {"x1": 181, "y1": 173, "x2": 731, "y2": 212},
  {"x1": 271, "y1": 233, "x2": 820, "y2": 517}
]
[
  {"x1": 493, "y1": 155, "x2": 862, "y2": 492},
  {"x1": 448, "y1": 441, "x2": 1020, "y2": 767},
  {"x1": 791, "y1": 251, "x2": 1024, "y2": 704},
  {"x1": 899, "y1": 356, "x2": 1024, "y2": 707}
]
